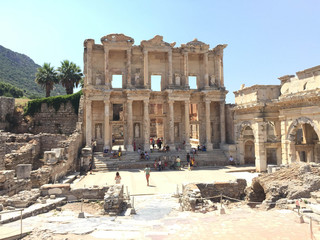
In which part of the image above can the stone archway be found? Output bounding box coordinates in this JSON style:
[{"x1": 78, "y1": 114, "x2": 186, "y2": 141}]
[
  {"x1": 236, "y1": 121, "x2": 256, "y2": 165},
  {"x1": 244, "y1": 140, "x2": 255, "y2": 164},
  {"x1": 286, "y1": 117, "x2": 320, "y2": 163}
]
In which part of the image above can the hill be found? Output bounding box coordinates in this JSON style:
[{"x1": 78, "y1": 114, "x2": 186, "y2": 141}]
[{"x1": 0, "y1": 45, "x2": 65, "y2": 97}]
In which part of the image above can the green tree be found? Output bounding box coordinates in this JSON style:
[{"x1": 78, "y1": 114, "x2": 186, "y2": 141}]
[
  {"x1": 57, "y1": 60, "x2": 83, "y2": 95},
  {"x1": 35, "y1": 63, "x2": 59, "y2": 97}
]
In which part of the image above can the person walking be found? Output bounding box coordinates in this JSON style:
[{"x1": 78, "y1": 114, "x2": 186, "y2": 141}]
[
  {"x1": 144, "y1": 164, "x2": 151, "y2": 186},
  {"x1": 186, "y1": 153, "x2": 190, "y2": 165},
  {"x1": 115, "y1": 172, "x2": 121, "y2": 184}
]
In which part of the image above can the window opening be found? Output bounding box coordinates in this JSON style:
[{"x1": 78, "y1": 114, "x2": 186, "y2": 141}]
[
  {"x1": 189, "y1": 76, "x2": 197, "y2": 89},
  {"x1": 151, "y1": 75, "x2": 161, "y2": 91},
  {"x1": 112, "y1": 75, "x2": 123, "y2": 88}
]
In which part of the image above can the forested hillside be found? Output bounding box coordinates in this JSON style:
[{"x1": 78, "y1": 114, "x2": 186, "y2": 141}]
[{"x1": 0, "y1": 45, "x2": 65, "y2": 97}]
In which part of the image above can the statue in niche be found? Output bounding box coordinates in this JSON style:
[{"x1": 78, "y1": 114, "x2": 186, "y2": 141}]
[
  {"x1": 96, "y1": 124, "x2": 102, "y2": 139},
  {"x1": 135, "y1": 123, "x2": 140, "y2": 138},
  {"x1": 135, "y1": 73, "x2": 140, "y2": 85},
  {"x1": 210, "y1": 75, "x2": 216, "y2": 86},
  {"x1": 175, "y1": 74, "x2": 181, "y2": 86},
  {"x1": 174, "y1": 124, "x2": 179, "y2": 138}
]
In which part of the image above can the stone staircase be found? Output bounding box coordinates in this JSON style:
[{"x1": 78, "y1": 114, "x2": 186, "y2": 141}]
[{"x1": 92, "y1": 149, "x2": 228, "y2": 172}]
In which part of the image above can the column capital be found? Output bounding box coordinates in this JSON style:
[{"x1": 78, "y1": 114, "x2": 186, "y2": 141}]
[
  {"x1": 85, "y1": 99, "x2": 92, "y2": 104},
  {"x1": 168, "y1": 99, "x2": 174, "y2": 104},
  {"x1": 183, "y1": 51, "x2": 188, "y2": 56},
  {"x1": 143, "y1": 99, "x2": 149, "y2": 104},
  {"x1": 143, "y1": 49, "x2": 148, "y2": 55},
  {"x1": 127, "y1": 99, "x2": 133, "y2": 104},
  {"x1": 205, "y1": 99, "x2": 211, "y2": 104}
]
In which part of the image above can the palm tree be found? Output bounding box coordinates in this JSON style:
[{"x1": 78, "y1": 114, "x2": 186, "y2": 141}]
[
  {"x1": 57, "y1": 60, "x2": 83, "y2": 94},
  {"x1": 35, "y1": 63, "x2": 59, "y2": 97}
]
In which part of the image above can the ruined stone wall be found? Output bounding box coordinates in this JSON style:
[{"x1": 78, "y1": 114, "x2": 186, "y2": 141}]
[
  {"x1": 31, "y1": 102, "x2": 78, "y2": 135},
  {"x1": 0, "y1": 97, "x2": 15, "y2": 130},
  {"x1": 39, "y1": 134, "x2": 67, "y2": 153},
  {"x1": 4, "y1": 139, "x2": 40, "y2": 170},
  {"x1": 0, "y1": 170, "x2": 31, "y2": 197},
  {"x1": 30, "y1": 130, "x2": 83, "y2": 187},
  {"x1": 225, "y1": 104, "x2": 235, "y2": 144}
]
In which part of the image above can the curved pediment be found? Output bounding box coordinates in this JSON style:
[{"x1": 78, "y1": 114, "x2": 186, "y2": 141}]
[
  {"x1": 141, "y1": 35, "x2": 173, "y2": 48},
  {"x1": 100, "y1": 34, "x2": 134, "y2": 44}
]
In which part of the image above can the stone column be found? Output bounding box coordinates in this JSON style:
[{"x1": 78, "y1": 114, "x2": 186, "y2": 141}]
[
  {"x1": 254, "y1": 121, "x2": 267, "y2": 172},
  {"x1": 184, "y1": 52, "x2": 189, "y2": 87},
  {"x1": 205, "y1": 100, "x2": 213, "y2": 151},
  {"x1": 86, "y1": 41, "x2": 93, "y2": 85},
  {"x1": 280, "y1": 118, "x2": 288, "y2": 164},
  {"x1": 220, "y1": 101, "x2": 226, "y2": 145},
  {"x1": 215, "y1": 56, "x2": 221, "y2": 87},
  {"x1": 104, "y1": 46, "x2": 110, "y2": 88},
  {"x1": 126, "y1": 99, "x2": 134, "y2": 151},
  {"x1": 85, "y1": 99, "x2": 92, "y2": 147},
  {"x1": 204, "y1": 52, "x2": 209, "y2": 88},
  {"x1": 168, "y1": 100, "x2": 175, "y2": 149},
  {"x1": 143, "y1": 100, "x2": 150, "y2": 151},
  {"x1": 184, "y1": 100, "x2": 191, "y2": 151},
  {"x1": 220, "y1": 55, "x2": 224, "y2": 87},
  {"x1": 168, "y1": 50, "x2": 173, "y2": 86},
  {"x1": 143, "y1": 49, "x2": 149, "y2": 88},
  {"x1": 127, "y1": 48, "x2": 132, "y2": 88},
  {"x1": 104, "y1": 100, "x2": 110, "y2": 150}
]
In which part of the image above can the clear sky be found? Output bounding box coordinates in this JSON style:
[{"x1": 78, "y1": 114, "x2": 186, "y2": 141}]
[{"x1": 0, "y1": 0, "x2": 319, "y2": 103}]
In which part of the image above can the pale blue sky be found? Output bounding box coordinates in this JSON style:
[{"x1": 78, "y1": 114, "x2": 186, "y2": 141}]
[{"x1": 0, "y1": 0, "x2": 319, "y2": 103}]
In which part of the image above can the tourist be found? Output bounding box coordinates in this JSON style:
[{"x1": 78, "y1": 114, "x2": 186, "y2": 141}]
[
  {"x1": 91, "y1": 139, "x2": 97, "y2": 152},
  {"x1": 137, "y1": 147, "x2": 141, "y2": 154},
  {"x1": 133, "y1": 140, "x2": 136, "y2": 151},
  {"x1": 229, "y1": 155, "x2": 235, "y2": 165},
  {"x1": 186, "y1": 153, "x2": 190, "y2": 165},
  {"x1": 176, "y1": 156, "x2": 181, "y2": 170},
  {"x1": 144, "y1": 164, "x2": 151, "y2": 186},
  {"x1": 88, "y1": 158, "x2": 93, "y2": 174},
  {"x1": 118, "y1": 146, "x2": 122, "y2": 158},
  {"x1": 152, "y1": 138, "x2": 155, "y2": 149},
  {"x1": 159, "y1": 139, "x2": 162, "y2": 149},
  {"x1": 115, "y1": 172, "x2": 121, "y2": 184},
  {"x1": 158, "y1": 159, "x2": 162, "y2": 171},
  {"x1": 145, "y1": 151, "x2": 149, "y2": 160},
  {"x1": 154, "y1": 159, "x2": 158, "y2": 169}
]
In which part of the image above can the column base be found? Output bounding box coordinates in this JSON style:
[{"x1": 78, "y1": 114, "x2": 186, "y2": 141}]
[
  {"x1": 169, "y1": 144, "x2": 176, "y2": 151},
  {"x1": 144, "y1": 143, "x2": 150, "y2": 151},
  {"x1": 206, "y1": 142, "x2": 213, "y2": 151},
  {"x1": 104, "y1": 145, "x2": 111, "y2": 151},
  {"x1": 126, "y1": 145, "x2": 134, "y2": 152},
  {"x1": 185, "y1": 143, "x2": 191, "y2": 152}
]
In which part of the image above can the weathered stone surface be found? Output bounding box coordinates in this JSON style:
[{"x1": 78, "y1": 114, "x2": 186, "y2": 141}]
[
  {"x1": 0, "y1": 189, "x2": 40, "y2": 208},
  {"x1": 245, "y1": 162, "x2": 320, "y2": 205},
  {"x1": 104, "y1": 184, "x2": 124, "y2": 215},
  {"x1": 16, "y1": 164, "x2": 32, "y2": 179}
]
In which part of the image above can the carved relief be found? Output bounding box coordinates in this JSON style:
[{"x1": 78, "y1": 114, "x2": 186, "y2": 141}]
[
  {"x1": 95, "y1": 123, "x2": 102, "y2": 139},
  {"x1": 175, "y1": 74, "x2": 181, "y2": 86}
]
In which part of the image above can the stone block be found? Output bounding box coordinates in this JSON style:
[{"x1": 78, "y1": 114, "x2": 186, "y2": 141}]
[
  {"x1": 16, "y1": 164, "x2": 32, "y2": 179},
  {"x1": 44, "y1": 151, "x2": 58, "y2": 164}
]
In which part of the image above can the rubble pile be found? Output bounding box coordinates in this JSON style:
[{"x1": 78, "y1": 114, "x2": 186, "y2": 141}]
[
  {"x1": 181, "y1": 180, "x2": 246, "y2": 213},
  {"x1": 245, "y1": 162, "x2": 320, "y2": 205},
  {"x1": 104, "y1": 184, "x2": 125, "y2": 216},
  {"x1": 0, "y1": 189, "x2": 40, "y2": 208},
  {"x1": 180, "y1": 183, "x2": 217, "y2": 213}
]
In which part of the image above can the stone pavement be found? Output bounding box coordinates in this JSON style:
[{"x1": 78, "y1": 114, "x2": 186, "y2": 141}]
[
  {"x1": 1, "y1": 194, "x2": 313, "y2": 240},
  {"x1": 73, "y1": 166, "x2": 259, "y2": 195}
]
